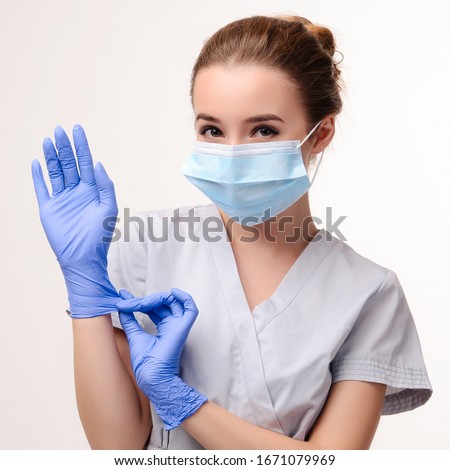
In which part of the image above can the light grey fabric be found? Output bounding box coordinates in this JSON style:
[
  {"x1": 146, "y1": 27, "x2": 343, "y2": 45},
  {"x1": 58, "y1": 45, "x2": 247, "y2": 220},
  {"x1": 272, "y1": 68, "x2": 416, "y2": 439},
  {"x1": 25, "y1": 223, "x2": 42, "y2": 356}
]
[{"x1": 108, "y1": 203, "x2": 432, "y2": 450}]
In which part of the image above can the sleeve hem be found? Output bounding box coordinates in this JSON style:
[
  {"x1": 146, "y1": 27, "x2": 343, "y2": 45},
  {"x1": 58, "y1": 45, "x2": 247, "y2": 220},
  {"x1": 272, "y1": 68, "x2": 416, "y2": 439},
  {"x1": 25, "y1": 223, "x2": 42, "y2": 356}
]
[
  {"x1": 110, "y1": 311, "x2": 123, "y2": 330},
  {"x1": 110, "y1": 310, "x2": 151, "y2": 332},
  {"x1": 331, "y1": 358, "x2": 433, "y2": 415}
]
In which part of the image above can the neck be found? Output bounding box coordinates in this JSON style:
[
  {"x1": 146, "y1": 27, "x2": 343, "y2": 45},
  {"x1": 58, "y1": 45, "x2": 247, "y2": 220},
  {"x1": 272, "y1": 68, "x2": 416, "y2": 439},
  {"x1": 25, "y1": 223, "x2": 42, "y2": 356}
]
[{"x1": 218, "y1": 193, "x2": 319, "y2": 251}]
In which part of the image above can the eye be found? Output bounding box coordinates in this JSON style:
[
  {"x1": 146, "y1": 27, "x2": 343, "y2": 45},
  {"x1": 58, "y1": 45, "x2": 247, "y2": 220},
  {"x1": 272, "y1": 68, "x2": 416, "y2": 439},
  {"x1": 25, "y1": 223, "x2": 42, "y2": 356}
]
[
  {"x1": 198, "y1": 125, "x2": 280, "y2": 139},
  {"x1": 252, "y1": 126, "x2": 279, "y2": 137},
  {"x1": 198, "y1": 126, "x2": 223, "y2": 138}
]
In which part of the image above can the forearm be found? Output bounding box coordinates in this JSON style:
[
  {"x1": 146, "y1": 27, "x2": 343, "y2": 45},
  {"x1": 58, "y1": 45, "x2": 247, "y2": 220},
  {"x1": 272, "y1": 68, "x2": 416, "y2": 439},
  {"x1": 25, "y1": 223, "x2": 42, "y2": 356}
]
[
  {"x1": 181, "y1": 401, "x2": 321, "y2": 450},
  {"x1": 72, "y1": 314, "x2": 147, "y2": 449}
]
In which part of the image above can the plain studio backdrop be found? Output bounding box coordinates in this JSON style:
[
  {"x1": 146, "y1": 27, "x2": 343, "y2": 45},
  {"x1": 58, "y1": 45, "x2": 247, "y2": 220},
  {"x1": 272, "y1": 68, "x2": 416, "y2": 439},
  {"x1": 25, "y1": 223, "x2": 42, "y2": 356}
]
[{"x1": 0, "y1": 0, "x2": 448, "y2": 450}]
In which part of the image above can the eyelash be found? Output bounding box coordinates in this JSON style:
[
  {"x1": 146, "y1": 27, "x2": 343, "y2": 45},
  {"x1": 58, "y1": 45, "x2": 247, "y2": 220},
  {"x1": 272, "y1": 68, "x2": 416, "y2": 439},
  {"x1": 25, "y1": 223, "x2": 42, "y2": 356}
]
[{"x1": 198, "y1": 125, "x2": 280, "y2": 138}]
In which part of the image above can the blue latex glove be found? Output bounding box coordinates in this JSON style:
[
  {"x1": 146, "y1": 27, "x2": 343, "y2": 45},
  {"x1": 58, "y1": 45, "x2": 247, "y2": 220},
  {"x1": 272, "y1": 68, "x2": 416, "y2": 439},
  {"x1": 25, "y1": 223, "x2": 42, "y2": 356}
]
[
  {"x1": 117, "y1": 287, "x2": 208, "y2": 431},
  {"x1": 31, "y1": 124, "x2": 121, "y2": 318}
]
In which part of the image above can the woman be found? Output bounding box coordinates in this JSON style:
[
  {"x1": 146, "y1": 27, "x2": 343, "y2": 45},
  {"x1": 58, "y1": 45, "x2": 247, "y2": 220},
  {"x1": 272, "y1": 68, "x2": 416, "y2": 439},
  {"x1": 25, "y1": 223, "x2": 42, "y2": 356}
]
[{"x1": 31, "y1": 14, "x2": 432, "y2": 450}]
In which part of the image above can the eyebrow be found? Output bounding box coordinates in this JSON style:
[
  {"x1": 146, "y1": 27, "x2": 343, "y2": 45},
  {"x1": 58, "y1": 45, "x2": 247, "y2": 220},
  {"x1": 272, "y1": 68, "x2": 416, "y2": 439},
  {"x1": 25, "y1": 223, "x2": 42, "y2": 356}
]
[{"x1": 195, "y1": 113, "x2": 285, "y2": 124}]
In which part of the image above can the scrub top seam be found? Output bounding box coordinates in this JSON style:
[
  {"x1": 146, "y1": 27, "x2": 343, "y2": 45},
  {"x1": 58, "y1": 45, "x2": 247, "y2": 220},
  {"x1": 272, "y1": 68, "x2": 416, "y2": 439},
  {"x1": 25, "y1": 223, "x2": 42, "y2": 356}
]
[
  {"x1": 194, "y1": 205, "x2": 263, "y2": 428},
  {"x1": 331, "y1": 358, "x2": 431, "y2": 381},
  {"x1": 256, "y1": 236, "x2": 341, "y2": 335}
]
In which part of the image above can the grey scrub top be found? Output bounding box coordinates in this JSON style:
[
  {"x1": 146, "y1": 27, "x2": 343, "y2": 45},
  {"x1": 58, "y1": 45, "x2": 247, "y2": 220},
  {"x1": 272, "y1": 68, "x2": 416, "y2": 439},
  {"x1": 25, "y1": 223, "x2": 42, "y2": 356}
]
[{"x1": 108, "y1": 203, "x2": 433, "y2": 450}]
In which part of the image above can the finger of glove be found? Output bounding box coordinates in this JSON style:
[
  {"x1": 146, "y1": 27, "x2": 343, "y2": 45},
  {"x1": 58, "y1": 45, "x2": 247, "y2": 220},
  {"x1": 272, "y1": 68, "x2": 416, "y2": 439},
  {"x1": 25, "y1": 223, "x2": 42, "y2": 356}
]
[
  {"x1": 119, "y1": 289, "x2": 162, "y2": 326},
  {"x1": 94, "y1": 162, "x2": 118, "y2": 210},
  {"x1": 170, "y1": 288, "x2": 199, "y2": 326},
  {"x1": 153, "y1": 305, "x2": 173, "y2": 321},
  {"x1": 119, "y1": 288, "x2": 134, "y2": 300},
  {"x1": 73, "y1": 124, "x2": 95, "y2": 185},
  {"x1": 147, "y1": 309, "x2": 163, "y2": 327},
  {"x1": 54, "y1": 126, "x2": 80, "y2": 188},
  {"x1": 43, "y1": 137, "x2": 65, "y2": 195},
  {"x1": 118, "y1": 311, "x2": 145, "y2": 340},
  {"x1": 116, "y1": 291, "x2": 173, "y2": 314},
  {"x1": 118, "y1": 291, "x2": 162, "y2": 326},
  {"x1": 31, "y1": 159, "x2": 50, "y2": 206}
]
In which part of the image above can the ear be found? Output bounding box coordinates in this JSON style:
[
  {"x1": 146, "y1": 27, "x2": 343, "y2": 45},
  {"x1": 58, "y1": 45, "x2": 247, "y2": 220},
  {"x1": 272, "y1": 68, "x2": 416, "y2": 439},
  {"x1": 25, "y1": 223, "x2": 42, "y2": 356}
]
[{"x1": 310, "y1": 115, "x2": 335, "y2": 155}]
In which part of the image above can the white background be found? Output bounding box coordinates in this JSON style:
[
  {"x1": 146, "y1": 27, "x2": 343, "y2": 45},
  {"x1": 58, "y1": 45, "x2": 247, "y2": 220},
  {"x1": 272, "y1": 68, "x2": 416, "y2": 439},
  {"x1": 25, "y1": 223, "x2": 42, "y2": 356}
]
[{"x1": 0, "y1": 0, "x2": 449, "y2": 449}]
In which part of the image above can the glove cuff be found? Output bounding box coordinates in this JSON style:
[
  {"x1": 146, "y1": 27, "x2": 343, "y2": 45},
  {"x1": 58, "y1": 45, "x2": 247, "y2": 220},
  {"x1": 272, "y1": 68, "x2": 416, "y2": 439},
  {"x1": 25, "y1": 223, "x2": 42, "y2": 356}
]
[
  {"x1": 62, "y1": 266, "x2": 120, "y2": 318},
  {"x1": 145, "y1": 375, "x2": 208, "y2": 431}
]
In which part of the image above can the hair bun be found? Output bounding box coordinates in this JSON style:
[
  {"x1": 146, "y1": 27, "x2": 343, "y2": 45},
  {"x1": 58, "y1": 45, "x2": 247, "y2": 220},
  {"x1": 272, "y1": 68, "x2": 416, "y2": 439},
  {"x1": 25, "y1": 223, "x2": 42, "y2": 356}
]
[
  {"x1": 304, "y1": 24, "x2": 335, "y2": 57},
  {"x1": 276, "y1": 15, "x2": 336, "y2": 57},
  {"x1": 275, "y1": 15, "x2": 342, "y2": 80}
]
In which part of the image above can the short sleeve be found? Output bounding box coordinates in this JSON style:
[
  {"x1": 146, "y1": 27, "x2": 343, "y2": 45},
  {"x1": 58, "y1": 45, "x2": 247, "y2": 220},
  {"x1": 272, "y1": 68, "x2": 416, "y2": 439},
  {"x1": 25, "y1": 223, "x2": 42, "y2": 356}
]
[
  {"x1": 330, "y1": 269, "x2": 433, "y2": 415},
  {"x1": 107, "y1": 211, "x2": 154, "y2": 333}
]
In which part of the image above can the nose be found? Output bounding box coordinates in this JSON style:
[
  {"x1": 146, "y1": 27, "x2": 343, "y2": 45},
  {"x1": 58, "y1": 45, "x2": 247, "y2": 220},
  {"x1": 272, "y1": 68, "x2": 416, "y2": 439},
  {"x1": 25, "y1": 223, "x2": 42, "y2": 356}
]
[
  {"x1": 224, "y1": 136, "x2": 271, "y2": 146},
  {"x1": 222, "y1": 134, "x2": 250, "y2": 146}
]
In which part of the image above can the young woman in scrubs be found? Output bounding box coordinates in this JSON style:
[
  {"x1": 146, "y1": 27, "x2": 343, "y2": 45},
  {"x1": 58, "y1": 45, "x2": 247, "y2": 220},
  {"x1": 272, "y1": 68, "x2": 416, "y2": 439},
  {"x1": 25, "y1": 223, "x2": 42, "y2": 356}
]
[{"x1": 32, "y1": 15, "x2": 433, "y2": 450}]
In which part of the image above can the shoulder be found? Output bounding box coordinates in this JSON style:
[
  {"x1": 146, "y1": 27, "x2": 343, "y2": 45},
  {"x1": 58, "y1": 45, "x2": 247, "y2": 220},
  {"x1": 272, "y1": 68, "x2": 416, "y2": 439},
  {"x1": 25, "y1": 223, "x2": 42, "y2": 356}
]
[
  {"x1": 107, "y1": 203, "x2": 216, "y2": 287},
  {"x1": 111, "y1": 203, "x2": 213, "y2": 246},
  {"x1": 118, "y1": 203, "x2": 215, "y2": 238},
  {"x1": 317, "y1": 229, "x2": 395, "y2": 296}
]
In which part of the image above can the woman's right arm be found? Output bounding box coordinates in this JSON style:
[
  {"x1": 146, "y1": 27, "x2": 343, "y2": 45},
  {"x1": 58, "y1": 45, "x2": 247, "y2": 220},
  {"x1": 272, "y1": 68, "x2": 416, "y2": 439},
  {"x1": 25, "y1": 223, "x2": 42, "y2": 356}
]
[
  {"x1": 31, "y1": 124, "x2": 152, "y2": 448},
  {"x1": 72, "y1": 315, "x2": 152, "y2": 449}
]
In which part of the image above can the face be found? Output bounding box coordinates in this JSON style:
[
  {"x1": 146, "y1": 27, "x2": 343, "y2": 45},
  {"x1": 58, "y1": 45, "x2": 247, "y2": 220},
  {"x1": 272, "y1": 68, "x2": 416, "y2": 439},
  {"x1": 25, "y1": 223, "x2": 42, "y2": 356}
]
[
  {"x1": 192, "y1": 64, "x2": 329, "y2": 167},
  {"x1": 190, "y1": 63, "x2": 336, "y2": 231}
]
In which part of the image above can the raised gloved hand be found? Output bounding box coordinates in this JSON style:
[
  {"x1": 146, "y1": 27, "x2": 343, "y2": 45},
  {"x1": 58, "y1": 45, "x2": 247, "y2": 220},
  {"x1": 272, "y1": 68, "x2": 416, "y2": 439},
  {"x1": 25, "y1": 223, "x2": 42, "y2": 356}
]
[
  {"x1": 117, "y1": 287, "x2": 208, "y2": 430},
  {"x1": 31, "y1": 124, "x2": 121, "y2": 318}
]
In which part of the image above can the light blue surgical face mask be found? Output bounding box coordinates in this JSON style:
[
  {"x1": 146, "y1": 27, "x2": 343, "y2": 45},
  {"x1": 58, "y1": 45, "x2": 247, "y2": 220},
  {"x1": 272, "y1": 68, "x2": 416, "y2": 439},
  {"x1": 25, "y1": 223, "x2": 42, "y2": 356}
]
[{"x1": 179, "y1": 120, "x2": 323, "y2": 226}]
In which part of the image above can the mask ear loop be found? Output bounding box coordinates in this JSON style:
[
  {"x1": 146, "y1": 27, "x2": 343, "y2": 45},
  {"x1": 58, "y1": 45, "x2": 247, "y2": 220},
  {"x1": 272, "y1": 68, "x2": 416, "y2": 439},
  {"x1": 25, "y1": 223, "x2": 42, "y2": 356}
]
[
  {"x1": 309, "y1": 149, "x2": 325, "y2": 186},
  {"x1": 295, "y1": 120, "x2": 324, "y2": 186},
  {"x1": 296, "y1": 120, "x2": 323, "y2": 149}
]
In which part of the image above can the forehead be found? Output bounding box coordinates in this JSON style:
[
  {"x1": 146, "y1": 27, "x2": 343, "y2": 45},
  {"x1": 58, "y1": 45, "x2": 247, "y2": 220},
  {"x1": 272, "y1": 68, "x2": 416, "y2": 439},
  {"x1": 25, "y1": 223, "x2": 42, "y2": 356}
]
[{"x1": 192, "y1": 64, "x2": 304, "y2": 119}]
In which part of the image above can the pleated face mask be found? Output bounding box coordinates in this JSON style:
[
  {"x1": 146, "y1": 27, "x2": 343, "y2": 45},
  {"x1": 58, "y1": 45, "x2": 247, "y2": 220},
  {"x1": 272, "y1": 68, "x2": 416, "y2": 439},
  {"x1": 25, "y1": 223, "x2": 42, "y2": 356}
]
[{"x1": 179, "y1": 120, "x2": 323, "y2": 226}]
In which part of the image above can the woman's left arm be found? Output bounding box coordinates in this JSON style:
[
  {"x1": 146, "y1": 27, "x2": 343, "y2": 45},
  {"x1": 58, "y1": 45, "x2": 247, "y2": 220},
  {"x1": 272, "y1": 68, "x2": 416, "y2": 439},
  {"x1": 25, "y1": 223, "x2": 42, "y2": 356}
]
[
  {"x1": 181, "y1": 380, "x2": 386, "y2": 450},
  {"x1": 116, "y1": 290, "x2": 386, "y2": 449}
]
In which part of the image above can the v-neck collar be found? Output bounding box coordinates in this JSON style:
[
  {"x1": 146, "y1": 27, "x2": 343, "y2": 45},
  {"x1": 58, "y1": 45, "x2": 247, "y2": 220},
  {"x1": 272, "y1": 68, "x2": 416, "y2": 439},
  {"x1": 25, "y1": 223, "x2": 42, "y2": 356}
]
[
  {"x1": 195, "y1": 203, "x2": 340, "y2": 433},
  {"x1": 197, "y1": 203, "x2": 339, "y2": 334}
]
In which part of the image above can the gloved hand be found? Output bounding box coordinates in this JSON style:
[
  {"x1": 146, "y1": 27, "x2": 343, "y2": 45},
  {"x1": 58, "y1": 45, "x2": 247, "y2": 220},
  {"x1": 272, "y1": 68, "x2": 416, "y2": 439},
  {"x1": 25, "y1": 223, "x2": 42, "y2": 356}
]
[
  {"x1": 31, "y1": 124, "x2": 121, "y2": 318},
  {"x1": 117, "y1": 287, "x2": 208, "y2": 430}
]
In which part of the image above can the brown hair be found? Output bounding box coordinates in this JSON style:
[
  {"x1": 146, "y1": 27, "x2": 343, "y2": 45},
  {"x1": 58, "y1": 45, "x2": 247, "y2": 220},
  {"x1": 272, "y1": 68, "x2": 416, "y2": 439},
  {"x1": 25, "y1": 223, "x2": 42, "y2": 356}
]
[{"x1": 190, "y1": 14, "x2": 343, "y2": 133}]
